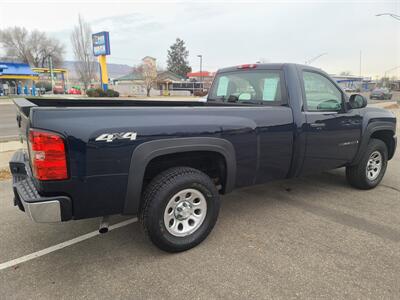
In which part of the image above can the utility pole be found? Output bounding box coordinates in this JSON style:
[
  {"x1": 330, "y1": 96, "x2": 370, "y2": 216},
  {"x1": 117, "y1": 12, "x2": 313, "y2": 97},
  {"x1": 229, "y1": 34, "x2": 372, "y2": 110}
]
[
  {"x1": 197, "y1": 55, "x2": 203, "y2": 91},
  {"x1": 48, "y1": 55, "x2": 55, "y2": 93}
]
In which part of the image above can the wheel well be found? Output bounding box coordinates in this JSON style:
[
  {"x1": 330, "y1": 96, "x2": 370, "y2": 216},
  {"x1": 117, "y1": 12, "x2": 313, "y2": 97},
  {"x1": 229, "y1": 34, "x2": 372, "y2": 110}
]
[
  {"x1": 371, "y1": 130, "x2": 396, "y2": 160},
  {"x1": 143, "y1": 151, "x2": 227, "y2": 193}
]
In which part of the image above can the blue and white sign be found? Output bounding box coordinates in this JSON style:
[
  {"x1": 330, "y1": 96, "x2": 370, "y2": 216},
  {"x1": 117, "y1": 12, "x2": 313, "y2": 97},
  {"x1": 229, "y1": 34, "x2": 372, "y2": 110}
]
[{"x1": 92, "y1": 31, "x2": 110, "y2": 56}]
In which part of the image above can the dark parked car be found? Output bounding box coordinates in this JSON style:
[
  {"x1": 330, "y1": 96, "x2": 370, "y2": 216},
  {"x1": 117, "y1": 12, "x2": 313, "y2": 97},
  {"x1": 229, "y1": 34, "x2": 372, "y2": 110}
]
[
  {"x1": 370, "y1": 88, "x2": 392, "y2": 100},
  {"x1": 10, "y1": 63, "x2": 397, "y2": 252}
]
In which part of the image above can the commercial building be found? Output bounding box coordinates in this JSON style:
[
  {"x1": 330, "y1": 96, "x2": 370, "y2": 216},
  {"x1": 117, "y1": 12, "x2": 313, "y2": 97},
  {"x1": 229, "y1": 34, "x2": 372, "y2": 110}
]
[
  {"x1": 113, "y1": 57, "x2": 189, "y2": 96},
  {"x1": 187, "y1": 71, "x2": 216, "y2": 90},
  {"x1": 331, "y1": 74, "x2": 374, "y2": 92},
  {"x1": 114, "y1": 70, "x2": 185, "y2": 96},
  {"x1": 0, "y1": 62, "x2": 39, "y2": 95}
]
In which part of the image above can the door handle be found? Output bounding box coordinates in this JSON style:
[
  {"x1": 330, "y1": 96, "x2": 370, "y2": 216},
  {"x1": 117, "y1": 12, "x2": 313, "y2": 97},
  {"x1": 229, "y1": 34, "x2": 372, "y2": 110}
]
[{"x1": 310, "y1": 123, "x2": 326, "y2": 128}]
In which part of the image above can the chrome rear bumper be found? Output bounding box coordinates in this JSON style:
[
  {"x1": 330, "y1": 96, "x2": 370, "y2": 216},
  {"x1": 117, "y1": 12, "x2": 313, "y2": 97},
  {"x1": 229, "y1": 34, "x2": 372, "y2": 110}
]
[{"x1": 10, "y1": 150, "x2": 71, "y2": 223}]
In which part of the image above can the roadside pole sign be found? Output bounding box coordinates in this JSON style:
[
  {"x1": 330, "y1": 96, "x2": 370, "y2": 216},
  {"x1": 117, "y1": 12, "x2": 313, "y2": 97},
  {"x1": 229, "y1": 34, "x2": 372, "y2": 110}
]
[{"x1": 92, "y1": 31, "x2": 110, "y2": 91}]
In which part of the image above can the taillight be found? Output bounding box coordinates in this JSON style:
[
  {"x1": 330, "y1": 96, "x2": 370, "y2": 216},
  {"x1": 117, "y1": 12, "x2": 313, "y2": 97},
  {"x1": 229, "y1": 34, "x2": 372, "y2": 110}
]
[
  {"x1": 237, "y1": 64, "x2": 257, "y2": 69},
  {"x1": 29, "y1": 129, "x2": 68, "y2": 180}
]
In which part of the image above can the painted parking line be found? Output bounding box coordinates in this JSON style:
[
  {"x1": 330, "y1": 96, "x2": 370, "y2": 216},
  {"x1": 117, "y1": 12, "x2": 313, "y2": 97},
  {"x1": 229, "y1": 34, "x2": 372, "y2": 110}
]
[{"x1": 0, "y1": 218, "x2": 137, "y2": 271}]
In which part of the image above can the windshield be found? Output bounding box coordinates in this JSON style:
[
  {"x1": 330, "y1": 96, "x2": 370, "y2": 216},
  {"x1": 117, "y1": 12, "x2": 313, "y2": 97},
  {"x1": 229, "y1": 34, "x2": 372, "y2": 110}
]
[{"x1": 208, "y1": 70, "x2": 283, "y2": 104}]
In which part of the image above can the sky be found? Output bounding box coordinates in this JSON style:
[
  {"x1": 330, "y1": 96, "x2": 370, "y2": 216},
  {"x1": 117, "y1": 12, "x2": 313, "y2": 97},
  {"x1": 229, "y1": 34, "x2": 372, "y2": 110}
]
[{"x1": 0, "y1": 0, "x2": 399, "y2": 78}]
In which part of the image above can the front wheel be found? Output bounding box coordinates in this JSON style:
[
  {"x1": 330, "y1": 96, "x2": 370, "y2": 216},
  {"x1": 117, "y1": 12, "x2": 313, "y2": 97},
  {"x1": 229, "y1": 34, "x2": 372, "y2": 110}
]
[
  {"x1": 140, "y1": 167, "x2": 220, "y2": 252},
  {"x1": 346, "y1": 139, "x2": 388, "y2": 189}
]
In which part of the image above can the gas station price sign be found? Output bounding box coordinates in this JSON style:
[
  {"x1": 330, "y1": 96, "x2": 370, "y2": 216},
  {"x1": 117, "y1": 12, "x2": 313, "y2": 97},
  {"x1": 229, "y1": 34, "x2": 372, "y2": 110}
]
[{"x1": 92, "y1": 32, "x2": 110, "y2": 56}]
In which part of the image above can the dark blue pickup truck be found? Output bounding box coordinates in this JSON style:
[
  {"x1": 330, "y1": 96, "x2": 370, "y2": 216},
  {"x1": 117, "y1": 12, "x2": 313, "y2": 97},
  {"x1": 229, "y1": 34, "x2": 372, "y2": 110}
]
[{"x1": 10, "y1": 63, "x2": 397, "y2": 252}]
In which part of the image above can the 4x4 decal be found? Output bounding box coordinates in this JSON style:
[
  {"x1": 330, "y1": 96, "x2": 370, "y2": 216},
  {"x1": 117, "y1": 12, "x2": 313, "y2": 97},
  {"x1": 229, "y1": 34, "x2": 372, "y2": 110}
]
[{"x1": 95, "y1": 132, "x2": 137, "y2": 143}]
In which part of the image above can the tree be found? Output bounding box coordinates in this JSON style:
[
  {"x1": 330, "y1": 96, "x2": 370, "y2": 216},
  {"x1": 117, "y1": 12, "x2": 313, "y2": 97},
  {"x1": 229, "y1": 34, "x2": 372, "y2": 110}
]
[
  {"x1": 380, "y1": 76, "x2": 390, "y2": 87},
  {"x1": 70, "y1": 15, "x2": 97, "y2": 89},
  {"x1": 167, "y1": 38, "x2": 191, "y2": 78},
  {"x1": 0, "y1": 26, "x2": 64, "y2": 67},
  {"x1": 137, "y1": 60, "x2": 157, "y2": 97}
]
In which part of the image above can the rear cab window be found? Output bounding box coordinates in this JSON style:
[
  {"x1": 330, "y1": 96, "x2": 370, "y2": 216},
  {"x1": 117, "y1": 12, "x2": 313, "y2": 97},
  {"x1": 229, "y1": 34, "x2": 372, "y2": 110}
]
[{"x1": 208, "y1": 69, "x2": 286, "y2": 105}]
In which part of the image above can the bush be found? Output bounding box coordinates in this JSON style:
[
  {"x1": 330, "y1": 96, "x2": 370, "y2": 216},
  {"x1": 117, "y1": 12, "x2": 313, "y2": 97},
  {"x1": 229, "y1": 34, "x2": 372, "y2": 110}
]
[
  {"x1": 105, "y1": 89, "x2": 119, "y2": 97},
  {"x1": 86, "y1": 88, "x2": 119, "y2": 97},
  {"x1": 86, "y1": 88, "x2": 105, "y2": 97}
]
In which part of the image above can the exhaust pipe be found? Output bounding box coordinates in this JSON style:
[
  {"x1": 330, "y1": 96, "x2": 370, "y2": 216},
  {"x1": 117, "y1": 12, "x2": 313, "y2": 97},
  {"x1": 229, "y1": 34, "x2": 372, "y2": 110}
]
[{"x1": 99, "y1": 216, "x2": 110, "y2": 234}]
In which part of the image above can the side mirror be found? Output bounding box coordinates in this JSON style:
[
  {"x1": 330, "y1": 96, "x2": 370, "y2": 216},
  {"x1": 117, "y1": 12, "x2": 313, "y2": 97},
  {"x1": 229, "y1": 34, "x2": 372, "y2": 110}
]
[{"x1": 348, "y1": 94, "x2": 367, "y2": 109}]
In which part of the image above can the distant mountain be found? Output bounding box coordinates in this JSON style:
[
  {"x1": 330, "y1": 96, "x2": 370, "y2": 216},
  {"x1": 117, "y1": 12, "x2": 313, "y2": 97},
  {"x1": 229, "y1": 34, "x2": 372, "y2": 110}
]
[{"x1": 63, "y1": 61, "x2": 132, "y2": 80}]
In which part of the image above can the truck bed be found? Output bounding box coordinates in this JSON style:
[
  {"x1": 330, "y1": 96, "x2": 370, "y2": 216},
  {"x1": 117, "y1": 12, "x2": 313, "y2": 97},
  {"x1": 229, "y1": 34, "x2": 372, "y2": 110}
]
[
  {"x1": 12, "y1": 96, "x2": 295, "y2": 219},
  {"x1": 16, "y1": 97, "x2": 208, "y2": 116},
  {"x1": 26, "y1": 97, "x2": 207, "y2": 106}
]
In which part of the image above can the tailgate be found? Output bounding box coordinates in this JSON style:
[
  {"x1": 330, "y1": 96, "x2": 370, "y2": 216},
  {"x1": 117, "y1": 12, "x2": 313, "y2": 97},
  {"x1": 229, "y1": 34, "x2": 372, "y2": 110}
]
[{"x1": 13, "y1": 98, "x2": 36, "y2": 141}]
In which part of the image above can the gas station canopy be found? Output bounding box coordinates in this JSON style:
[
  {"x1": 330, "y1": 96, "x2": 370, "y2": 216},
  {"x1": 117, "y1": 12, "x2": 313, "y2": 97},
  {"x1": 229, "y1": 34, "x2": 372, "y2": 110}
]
[
  {"x1": 31, "y1": 67, "x2": 68, "y2": 75},
  {"x1": 0, "y1": 62, "x2": 39, "y2": 80}
]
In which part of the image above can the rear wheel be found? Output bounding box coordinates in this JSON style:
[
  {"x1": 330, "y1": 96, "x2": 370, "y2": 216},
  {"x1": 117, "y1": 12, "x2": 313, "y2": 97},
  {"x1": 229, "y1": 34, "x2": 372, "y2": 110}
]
[
  {"x1": 140, "y1": 167, "x2": 220, "y2": 252},
  {"x1": 346, "y1": 139, "x2": 388, "y2": 189}
]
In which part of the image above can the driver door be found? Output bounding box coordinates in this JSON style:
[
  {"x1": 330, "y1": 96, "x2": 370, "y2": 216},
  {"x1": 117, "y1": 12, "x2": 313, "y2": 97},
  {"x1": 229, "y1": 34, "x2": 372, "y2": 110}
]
[{"x1": 301, "y1": 70, "x2": 362, "y2": 175}]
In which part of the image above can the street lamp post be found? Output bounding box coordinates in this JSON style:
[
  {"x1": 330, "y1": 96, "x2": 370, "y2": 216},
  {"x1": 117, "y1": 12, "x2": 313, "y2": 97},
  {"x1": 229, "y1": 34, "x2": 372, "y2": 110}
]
[
  {"x1": 376, "y1": 13, "x2": 399, "y2": 88},
  {"x1": 376, "y1": 13, "x2": 400, "y2": 21},
  {"x1": 384, "y1": 65, "x2": 400, "y2": 77},
  {"x1": 197, "y1": 55, "x2": 203, "y2": 91},
  {"x1": 305, "y1": 52, "x2": 327, "y2": 65},
  {"x1": 383, "y1": 65, "x2": 400, "y2": 87}
]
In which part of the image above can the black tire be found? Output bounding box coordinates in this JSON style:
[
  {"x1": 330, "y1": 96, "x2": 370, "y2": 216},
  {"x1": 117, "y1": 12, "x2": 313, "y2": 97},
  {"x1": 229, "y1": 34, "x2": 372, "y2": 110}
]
[
  {"x1": 140, "y1": 167, "x2": 220, "y2": 252},
  {"x1": 346, "y1": 139, "x2": 388, "y2": 189}
]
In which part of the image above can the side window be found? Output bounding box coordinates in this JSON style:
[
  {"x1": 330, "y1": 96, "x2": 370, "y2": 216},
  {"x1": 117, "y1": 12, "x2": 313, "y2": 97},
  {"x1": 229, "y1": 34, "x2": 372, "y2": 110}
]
[{"x1": 303, "y1": 71, "x2": 343, "y2": 111}]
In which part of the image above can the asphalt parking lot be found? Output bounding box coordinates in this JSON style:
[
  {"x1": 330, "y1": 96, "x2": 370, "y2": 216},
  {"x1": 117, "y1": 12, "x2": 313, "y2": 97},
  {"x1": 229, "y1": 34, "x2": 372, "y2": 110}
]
[
  {"x1": 0, "y1": 101, "x2": 399, "y2": 299},
  {"x1": 0, "y1": 142, "x2": 399, "y2": 298},
  {"x1": 0, "y1": 100, "x2": 18, "y2": 141}
]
